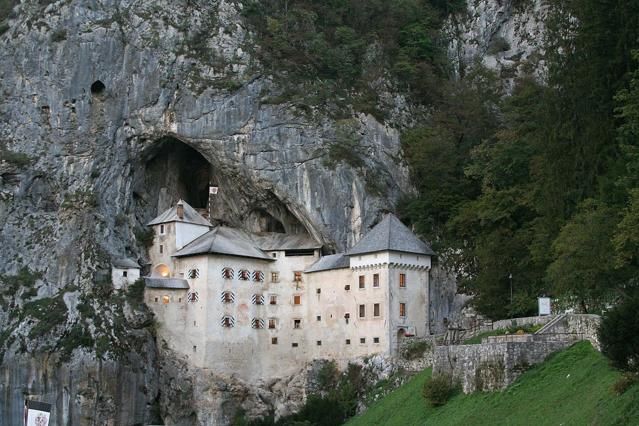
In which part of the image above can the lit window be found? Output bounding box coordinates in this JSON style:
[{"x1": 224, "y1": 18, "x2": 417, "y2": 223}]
[
  {"x1": 345, "y1": 339, "x2": 351, "y2": 345},
  {"x1": 270, "y1": 295, "x2": 277, "y2": 305},
  {"x1": 399, "y1": 273, "x2": 406, "y2": 288},
  {"x1": 294, "y1": 271, "x2": 302, "y2": 282},
  {"x1": 271, "y1": 272, "x2": 279, "y2": 283},
  {"x1": 360, "y1": 338, "x2": 366, "y2": 344},
  {"x1": 253, "y1": 270, "x2": 264, "y2": 282},
  {"x1": 374, "y1": 303, "x2": 380, "y2": 317},
  {"x1": 294, "y1": 295, "x2": 301, "y2": 305},
  {"x1": 399, "y1": 302, "x2": 406, "y2": 317},
  {"x1": 221, "y1": 291, "x2": 235, "y2": 304},
  {"x1": 239, "y1": 269, "x2": 250, "y2": 280},
  {"x1": 359, "y1": 275, "x2": 365, "y2": 289},
  {"x1": 316, "y1": 341, "x2": 322, "y2": 346},
  {"x1": 222, "y1": 267, "x2": 234, "y2": 279},
  {"x1": 294, "y1": 319, "x2": 301, "y2": 329},
  {"x1": 160, "y1": 224, "x2": 165, "y2": 234},
  {"x1": 252, "y1": 318, "x2": 264, "y2": 329},
  {"x1": 162, "y1": 295, "x2": 170, "y2": 304},
  {"x1": 373, "y1": 274, "x2": 379, "y2": 287},
  {"x1": 253, "y1": 294, "x2": 264, "y2": 305},
  {"x1": 271, "y1": 337, "x2": 278, "y2": 345},
  {"x1": 374, "y1": 337, "x2": 380, "y2": 343},
  {"x1": 268, "y1": 318, "x2": 276, "y2": 329},
  {"x1": 155, "y1": 264, "x2": 170, "y2": 277},
  {"x1": 159, "y1": 245, "x2": 164, "y2": 254},
  {"x1": 188, "y1": 268, "x2": 200, "y2": 279},
  {"x1": 292, "y1": 342, "x2": 298, "y2": 347},
  {"x1": 359, "y1": 304, "x2": 365, "y2": 318}
]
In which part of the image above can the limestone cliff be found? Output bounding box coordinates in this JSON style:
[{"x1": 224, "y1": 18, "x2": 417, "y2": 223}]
[{"x1": 0, "y1": 0, "x2": 546, "y2": 424}]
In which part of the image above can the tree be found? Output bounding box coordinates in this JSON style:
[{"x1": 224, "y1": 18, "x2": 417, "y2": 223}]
[{"x1": 599, "y1": 289, "x2": 639, "y2": 372}]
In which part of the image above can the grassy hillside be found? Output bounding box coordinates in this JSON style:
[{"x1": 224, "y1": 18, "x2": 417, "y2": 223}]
[{"x1": 346, "y1": 342, "x2": 639, "y2": 426}]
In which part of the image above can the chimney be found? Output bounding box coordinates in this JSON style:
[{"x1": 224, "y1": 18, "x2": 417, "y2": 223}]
[{"x1": 176, "y1": 201, "x2": 184, "y2": 220}]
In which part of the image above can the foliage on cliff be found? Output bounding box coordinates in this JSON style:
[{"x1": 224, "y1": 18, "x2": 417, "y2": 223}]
[{"x1": 402, "y1": 0, "x2": 639, "y2": 319}]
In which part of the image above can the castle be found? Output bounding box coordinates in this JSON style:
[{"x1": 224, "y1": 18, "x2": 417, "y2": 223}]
[{"x1": 136, "y1": 200, "x2": 435, "y2": 380}]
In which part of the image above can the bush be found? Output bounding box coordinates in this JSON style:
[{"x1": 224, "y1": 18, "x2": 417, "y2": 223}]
[
  {"x1": 612, "y1": 372, "x2": 638, "y2": 395},
  {"x1": 126, "y1": 278, "x2": 146, "y2": 306},
  {"x1": 422, "y1": 373, "x2": 456, "y2": 406},
  {"x1": 599, "y1": 289, "x2": 639, "y2": 372},
  {"x1": 135, "y1": 227, "x2": 155, "y2": 247},
  {"x1": 401, "y1": 339, "x2": 432, "y2": 360}
]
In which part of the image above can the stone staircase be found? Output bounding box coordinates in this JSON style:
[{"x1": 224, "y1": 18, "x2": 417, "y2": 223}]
[{"x1": 534, "y1": 313, "x2": 567, "y2": 335}]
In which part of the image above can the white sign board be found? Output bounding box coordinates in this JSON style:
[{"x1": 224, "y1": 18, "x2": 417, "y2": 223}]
[
  {"x1": 24, "y1": 400, "x2": 51, "y2": 426},
  {"x1": 209, "y1": 186, "x2": 218, "y2": 195},
  {"x1": 538, "y1": 297, "x2": 551, "y2": 316}
]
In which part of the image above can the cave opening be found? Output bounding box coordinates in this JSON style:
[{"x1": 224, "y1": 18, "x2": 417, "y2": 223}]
[
  {"x1": 143, "y1": 137, "x2": 211, "y2": 215},
  {"x1": 91, "y1": 80, "x2": 106, "y2": 95}
]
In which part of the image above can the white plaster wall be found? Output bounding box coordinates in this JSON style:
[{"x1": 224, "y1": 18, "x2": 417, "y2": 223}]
[
  {"x1": 388, "y1": 266, "x2": 430, "y2": 352},
  {"x1": 349, "y1": 251, "x2": 431, "y2": 269},
  {"x1": 111, "y1": 267, "x2": 140, "y2": 290},
  {"x1": 175, "y1": 222, "x2": 210, "y2": 250},
  {"x1": 149, "y1": 223, "x2": 178, "y2": 276}
]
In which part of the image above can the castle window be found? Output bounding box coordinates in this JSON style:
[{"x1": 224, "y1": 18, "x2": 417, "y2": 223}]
[
  {"x1": 316, "y1": 315, "x2": 321, "y2": 321},
  {"x1": 222, "y1": 267, "x2": 234, "y2": 279},
  {"x1": 160, "y1": 224, "x2": 165, "y2": 235},
  {"x1": 294, "y1": 271, "x2": 302, "y2": 282},
  {"x1": 159, "y1": 244, "x2": 164, "y2": 254},
  {"x1": 344, "y1": 313, "x2": 350, "y2": 319},
  {"x1": 253, "y1": 270, "x2": 264, "y2": 282},
  {"x1": 122, "y1": 271, "x2": 127, "y2": 277},
  {"x1": 373, "y1": 274, "x2": 379, "y2": 287},
  {"x1": 252, "y1": 318, "x2": 265, "y2": 329},
  {"x1": 359, "y1": 304, "x2": 365, "y2": 318},
  {"x1": 271, "y1": 272, "x2": 279, "y2": 283},
  {"x1": 221, "y1": 291, "x2": 235, "y2": 304},
  {"x1": 374, "y1": 337, "x2": 380, "y2": 343},
  {"x1": 399, "y1": 273, "x2": 406, "y2": 288},
  {"x1": 239, "y1": 269, "x2": 250, "y2": 281},
  {"x1": 163, "y1": 295, "x2": 170, "y2": 304},
  {"x1": 154, "y1": 297, "x2": 158, "y2": 303},
  {"x1": 316, "y1": 341, "x2": 322, "y2": 346},
  {"x1": 272, "y1": 252, "x2": 277, "y2": 258},
  {"x1": 188, "y1": 268, "x2": 200, "y2": 279},
  {"x1": 187, "y1": 291, "x2": 199, "y2": 302},
  {"x1": 293, "y1": 295, "x2": 301, "y2": 305},
  {"x1": 359, "y1": 275, "x2": 365, "y2": 289},
  {"x1": 399, "y1": 302, "x2": 406, "y2": 317},
  {"x1": 345, "y1": 339, "x2": 351, "y2": 345},
  {"x1": 316, "y1": 288, "x2": 321, "y2": 294},
  {"x1": 292, "y1": 342, "x2": 298, "y2": 347},
  {"x1": 268, "y1": 318, "x2": 276, "y2": 329},
  {"x1": 360, "y1": 338, "x2": 366, "y2": 344},
  {"x1": 293, "y1": 319, "x2": 301, "y2": 329},
  {"x1": 271, "y1": 337, "x2": 278, "y2": 345},
  {"x1": 193, "y1": 345, "x2": 197, "y2": 352},
  {"x1": 252, "y1": 294, "x2": 264, "y2": 305},
  {"x1": 374, "y1": 303, "x2": 380, "y2": 317},
  {"x1": 269, "y1": 295, "x2": 277, "y2": 305},
  {"x1": 178, "y1": 297, "x2": 182, "y2": 302},
  {"x1": 221, "y1": 316, "x2": 235, "y2": 328},
  {"x1": 345, "y1": 284, "x2": 350, "y2": 291}
]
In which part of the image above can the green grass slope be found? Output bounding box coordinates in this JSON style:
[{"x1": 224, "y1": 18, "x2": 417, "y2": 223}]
[{"x1": 346, "y1": 342, "x2": 639, "y2": 426}]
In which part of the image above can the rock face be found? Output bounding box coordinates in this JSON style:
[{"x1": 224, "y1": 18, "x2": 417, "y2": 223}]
[{"x1": 0, "y1": 0, "x2": 546, "y2": 424}]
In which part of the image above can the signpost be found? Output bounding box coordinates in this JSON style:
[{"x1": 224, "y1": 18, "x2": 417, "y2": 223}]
[{"x1": 538, "y1": 297, "x2": 551, "y2": 316}]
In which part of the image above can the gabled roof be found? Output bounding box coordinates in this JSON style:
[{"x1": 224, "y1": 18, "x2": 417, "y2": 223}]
[
  {"x1": 112, "y1": 258, "x2": 140, "y2": 269},
  {"x1": 173, "y1": 226, "x2": 275, "y2": 261},
  {"x1": 147, "y1": 199, "x2": 211, "y2": 227},
  {"x1": 144, "y1": 277, "x2": 190, "y2": 289},
  {"x1": 305, "y1": 253, "x2": 350, "y2": 273},
  {"x1": 346, "y1": 213, "x2": 435, "y2": 256},
  {"x1": 252, "y1": 233, "x2": 322, "y2": 251}
]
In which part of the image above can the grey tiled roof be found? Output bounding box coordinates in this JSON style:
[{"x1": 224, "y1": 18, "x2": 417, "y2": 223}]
[
  {"x1": 173, "y1": 226, "x2": 275, "y2": 261},
  {"x1": 112, "y1": 258, "x2": 140, "y2": 269},
  {"x1": 252, "y1": 233, "x2": 322, "y2": 250},
  {"x1": 144, "y1": 277, "x2": 190, "y2": 289},
  {"x1": 346, "y1": 213, "x2": 435, "y2": 256},
  {"x1": 147, "y1": 199, "x2": 211, "y2": 227},
  {"x1": 305, "y1": 253, "x2": 350, "y2": 273}
]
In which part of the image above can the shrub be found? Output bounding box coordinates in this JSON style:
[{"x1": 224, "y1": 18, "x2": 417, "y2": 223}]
[
  {"x1": 401, "y1": 339, "x2": 432, "y2": 360},
  {"x1": 126, "y1": 278, "x2": 146, "y2": 306},
  {"x1": 612, "y1": 372, "x2": 638, "y2": 395},
  {"x1": 135, "y1": 227, "x2": 155, "y2": 248},
  {"x1": 599, "y1": 289, "x2": 639, "y2": 372},
  {"x1": 422, "y1": 373, "x2": 456, "y2": 406},
  {"x1": 316, "y1": 360, "x2": 339, "y2": 391}
]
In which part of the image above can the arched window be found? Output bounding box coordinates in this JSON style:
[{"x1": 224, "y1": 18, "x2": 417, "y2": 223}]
[
  {"x1": 221, "y1": 316, "x2": 235, "y2": 328},
  {"x1": 252, "y1": 270, "x2": 264, "y2": 282},
  {"x1": 238, "y1": 269, "x2": 250, "y2": 281},
  {"x1": 222, "y1": 267, "x2": 234, "y2": 279},
  {"x1": 154, "y1": 264, "x2": 170, "y2": 277},
  {"x1": 221, "y1": 291, "x2": 235, "y2": 304}
]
